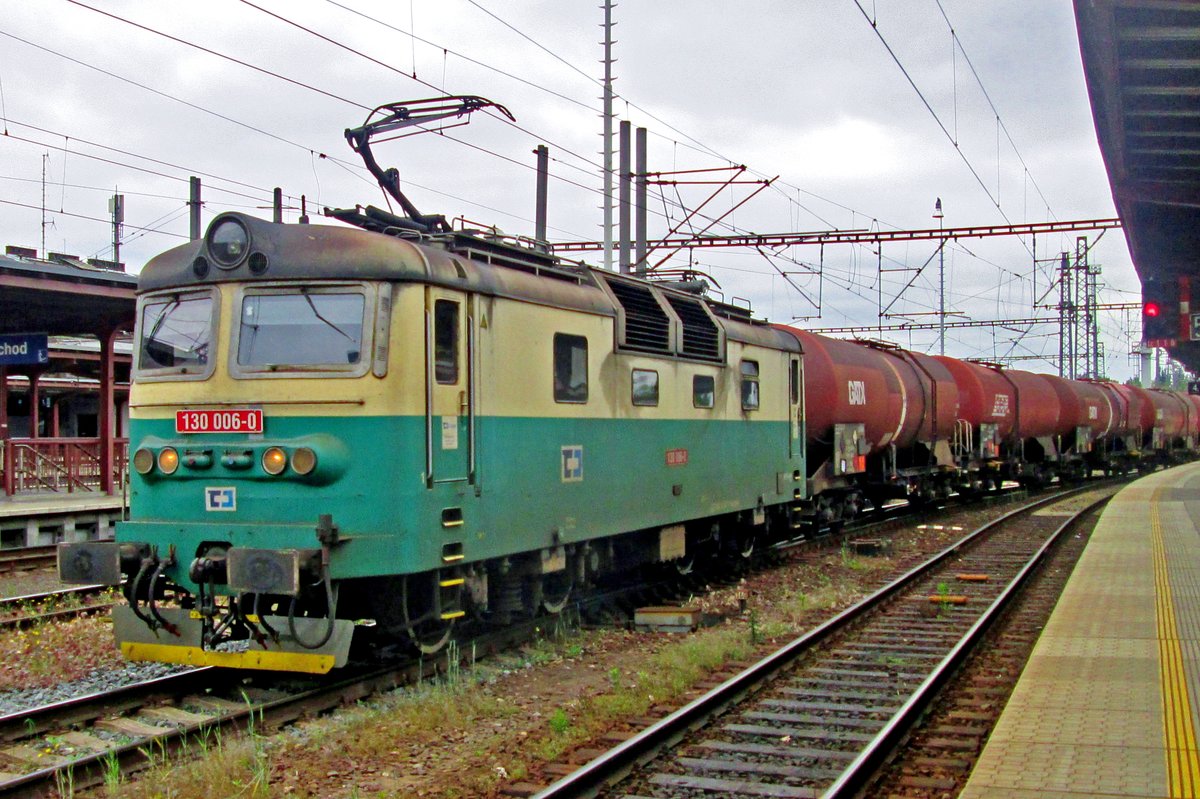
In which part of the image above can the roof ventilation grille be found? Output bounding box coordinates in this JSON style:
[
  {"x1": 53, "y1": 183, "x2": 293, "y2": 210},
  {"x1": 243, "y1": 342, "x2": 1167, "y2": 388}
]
[
  {"x1": 665, "y1": 294, "x2": 721, "y2": 360},
  {"x1": 605, "y1": 278, "x2": 671, "y2": 353}
]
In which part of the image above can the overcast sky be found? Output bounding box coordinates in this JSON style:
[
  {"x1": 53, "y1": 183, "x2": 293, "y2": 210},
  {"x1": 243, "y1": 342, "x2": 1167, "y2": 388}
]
[{"x1": 0, "y1": 1, "x2": 1146, "y2": 379}]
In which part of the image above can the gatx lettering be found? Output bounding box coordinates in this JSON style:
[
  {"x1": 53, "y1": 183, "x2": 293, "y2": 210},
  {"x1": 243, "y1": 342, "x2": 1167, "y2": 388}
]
[{"x1": 848, "y1": 380, "x2": 867, "y2": 406}]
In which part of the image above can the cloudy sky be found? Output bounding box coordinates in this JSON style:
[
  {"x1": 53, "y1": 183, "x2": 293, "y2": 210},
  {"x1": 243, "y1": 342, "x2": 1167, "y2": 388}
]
[{"x1": 0, "y1": 1, "x2": 1145, "y2": 378}]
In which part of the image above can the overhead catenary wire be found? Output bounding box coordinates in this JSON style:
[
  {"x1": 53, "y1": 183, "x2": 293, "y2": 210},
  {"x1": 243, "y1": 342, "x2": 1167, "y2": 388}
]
[
  {"x1": 11, "y1": 6, "x2": 691, "y2": 235},
  {"x1": 0, "y1": 198, "x2": 190, "y2": 240},
  {"x1": 850, "y1": 0, "x2": 1014, "y2": 226},
  {"x1": 5, "y1": 3, "x2": 1125, "y2": 369},
  {"x1": 0, "y1": 29, "x2": 602, "y2": 239},
  {"x1": 932, "y1": 0, "x2": 1058, "y2": 221},
  {"x1": 45, "y1": 0, "x2": 920, "y2": 262}
]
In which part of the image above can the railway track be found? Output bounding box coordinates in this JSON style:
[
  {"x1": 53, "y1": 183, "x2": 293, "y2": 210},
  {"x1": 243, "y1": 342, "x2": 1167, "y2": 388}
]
[
  {"x1": 863, "y1": 492, "x2": 1107, "y2": 797},
  {"x1": 0, "y1": 582, "x2": 658, "y2": 796},
  {"x1": 0, "y1": 663, "x2": 434, "y2": 798},
  {"x1": 0, "y1": 546, "x2": 57, "y2": 574},
  {"x1": 527, "y1": 484, "x2": 1116, "y2": 799},
  {"x1": 0, "y1": 585, "x2": 116, "y2": 632}
]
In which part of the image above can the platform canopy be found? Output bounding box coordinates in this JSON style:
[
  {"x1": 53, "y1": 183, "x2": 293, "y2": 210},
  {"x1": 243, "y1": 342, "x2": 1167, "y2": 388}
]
[
  {"x1": 0, "y1": 253, "x2": 137, "y2": 337},
  {"x1": 0, "y1": 251, "x2": 137, "y2": 495},
  {"x1": 1075, "y1": 0, "x2": 1200, "y2": 372}
]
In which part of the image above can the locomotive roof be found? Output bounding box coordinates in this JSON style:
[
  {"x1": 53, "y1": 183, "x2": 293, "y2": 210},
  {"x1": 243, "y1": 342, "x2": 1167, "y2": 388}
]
[{"x1": 139, "y1": 212, "x2": 799, "y2": 354}]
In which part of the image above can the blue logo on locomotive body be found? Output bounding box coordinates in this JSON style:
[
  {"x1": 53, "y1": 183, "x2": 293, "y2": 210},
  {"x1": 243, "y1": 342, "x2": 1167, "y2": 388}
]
[
  {"x1": 205, "y1": 487, "x2": 237, "y2": 511},
  {"x1": 561, "y1": 445, "x2": 583, "y2": 483}
]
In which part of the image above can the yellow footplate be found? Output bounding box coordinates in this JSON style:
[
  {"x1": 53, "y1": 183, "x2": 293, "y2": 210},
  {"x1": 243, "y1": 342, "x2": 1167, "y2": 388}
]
[
  {"x1": 113, "y1": 606, "x2": 353, "y2": 673},
  {"x1": 122, "y1": 642, "x2": 335, "y2": 674}
]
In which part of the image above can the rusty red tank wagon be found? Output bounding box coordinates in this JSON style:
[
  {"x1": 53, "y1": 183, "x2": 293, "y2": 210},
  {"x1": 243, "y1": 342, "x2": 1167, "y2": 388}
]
[{"x1": 1146, "y1": 389, "x2": 1192, "y2": 452}]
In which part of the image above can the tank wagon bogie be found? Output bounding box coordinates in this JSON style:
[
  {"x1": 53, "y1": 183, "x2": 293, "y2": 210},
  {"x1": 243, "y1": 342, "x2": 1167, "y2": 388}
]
[{"x1": 59, "y1": 212, "x2": 804, "y2": 672}]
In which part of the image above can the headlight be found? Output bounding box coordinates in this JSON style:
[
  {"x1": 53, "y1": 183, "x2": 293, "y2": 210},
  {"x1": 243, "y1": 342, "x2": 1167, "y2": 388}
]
[
  {"x1": 262, "y1": 447, "x2": 287, "y2": 475},
  {"x1": 133, "y1": 448, "x2": 155, "y2": 475},
  {"x1": 158, "y1": 447, "x2": 179, "y2": 475},
  {"x1": 291, "y1": 447, "x2": 317, "y2": 475},
  {"x1": 208, "y1": 217, "x2": 249, "y2": 268}
]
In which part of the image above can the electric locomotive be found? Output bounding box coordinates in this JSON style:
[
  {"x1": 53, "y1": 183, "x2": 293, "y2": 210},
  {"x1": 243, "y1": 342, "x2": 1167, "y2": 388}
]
[{"x1": 56, "y1": 100, "x2": 806, "y2": 672}]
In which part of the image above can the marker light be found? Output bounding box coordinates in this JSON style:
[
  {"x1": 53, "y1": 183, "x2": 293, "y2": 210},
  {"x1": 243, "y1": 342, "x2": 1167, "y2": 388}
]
[
  {"x1": 291, "y1": 447, "x2": 317, "y2": 476},
  {"x1": 133, "y1": 448, "x2": 155, "y2": 475},
  {"x1": 157, "y1": 447, "x2": 179, "y2": 475},
  {"x1": 262, "y1": 447, "x2": 288, "y2": 475}
]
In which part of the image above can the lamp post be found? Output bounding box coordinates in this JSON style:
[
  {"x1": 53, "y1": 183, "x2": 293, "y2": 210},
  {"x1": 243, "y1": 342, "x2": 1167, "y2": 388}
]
[{"x1": 933, "y1": 198, "x2": 945, "y2": 356}]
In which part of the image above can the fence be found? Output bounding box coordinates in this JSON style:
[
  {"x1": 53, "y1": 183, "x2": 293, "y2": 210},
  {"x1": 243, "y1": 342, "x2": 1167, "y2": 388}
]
[{"x1": 1, "y1": 438, "x2": 129, "y2": 496}]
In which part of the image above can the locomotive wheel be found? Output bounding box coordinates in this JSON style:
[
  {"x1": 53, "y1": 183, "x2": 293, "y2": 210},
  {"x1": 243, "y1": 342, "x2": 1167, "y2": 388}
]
[
  {"x1": 409, "y1": 620, "x2": 455, "y2": 655},
  {"x1": 540, "y1": 572, "x2": 573, "y2": 614},
  {"x1": 727, "y1": 529, "x2": 756, "y2": 561},
  {"x1": 400, "y1": 573, "x2": 456, "y2": 655}
]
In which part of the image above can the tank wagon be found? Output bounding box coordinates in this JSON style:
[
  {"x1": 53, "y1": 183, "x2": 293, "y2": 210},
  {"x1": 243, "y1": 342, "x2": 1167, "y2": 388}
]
[
  {"x1": 776, "y1": 327, "x2": 1200, "y2": 525},
  {"x1": 783, "y1": 329, "x2": 959, "y2": 522}
]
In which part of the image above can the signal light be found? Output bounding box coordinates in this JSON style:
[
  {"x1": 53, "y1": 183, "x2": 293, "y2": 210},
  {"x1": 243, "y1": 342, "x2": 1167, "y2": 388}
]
[
  {"x1": 132, "y1": 448, "x2": 155, "y2": 475},
  {"x1": 1143, "y1": 276, "x2": 1178, "y2": 345}
]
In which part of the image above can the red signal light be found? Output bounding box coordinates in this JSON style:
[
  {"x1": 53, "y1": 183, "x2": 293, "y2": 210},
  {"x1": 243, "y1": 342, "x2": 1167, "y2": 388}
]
[{"x1": 1144, "y1": 301, "x2": 1162, "y2": 318}]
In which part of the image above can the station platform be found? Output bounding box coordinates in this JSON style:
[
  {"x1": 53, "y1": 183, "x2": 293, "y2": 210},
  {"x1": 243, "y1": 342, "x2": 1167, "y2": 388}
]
[
  {"x1": 961, "y1": 462, "x2": 1200, "y2": 798},
  {"x1": 0, "y1": 492, "x2": 124, "y2": 546}
]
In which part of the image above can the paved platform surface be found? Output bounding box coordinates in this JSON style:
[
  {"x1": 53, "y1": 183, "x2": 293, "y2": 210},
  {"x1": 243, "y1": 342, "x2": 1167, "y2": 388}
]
[
  {"x1": 961, "y1": 462, "x2": 1200, "y2": 799},
  {"x1": 0, "y1": 492, "x2": 125, "y2": 520}
]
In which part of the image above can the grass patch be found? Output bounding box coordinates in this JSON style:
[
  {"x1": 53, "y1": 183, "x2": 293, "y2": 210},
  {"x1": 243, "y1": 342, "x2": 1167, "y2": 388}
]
[{"x1": 102, "y1": 622, "x2": 766, "y2": 799}]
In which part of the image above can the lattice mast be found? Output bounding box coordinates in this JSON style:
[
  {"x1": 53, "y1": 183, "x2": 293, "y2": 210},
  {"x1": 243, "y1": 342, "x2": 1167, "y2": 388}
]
[{"x1": 601, "y1": 0, "x2": 616, "y2": 271}]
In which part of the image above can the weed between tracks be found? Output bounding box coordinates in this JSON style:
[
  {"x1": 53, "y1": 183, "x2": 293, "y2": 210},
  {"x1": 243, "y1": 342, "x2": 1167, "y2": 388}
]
[{"x1": 0, "y1": 614, "x2": 123, "y2": 689}]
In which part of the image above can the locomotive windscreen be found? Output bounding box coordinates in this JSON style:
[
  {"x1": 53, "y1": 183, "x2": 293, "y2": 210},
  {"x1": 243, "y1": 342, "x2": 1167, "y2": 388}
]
[
  {"x1": 137, "y1": 294, "x2": 213, "y2": 372},
  {"x1": 237, "y1": 290, "x2": 365, "y2": 367}
]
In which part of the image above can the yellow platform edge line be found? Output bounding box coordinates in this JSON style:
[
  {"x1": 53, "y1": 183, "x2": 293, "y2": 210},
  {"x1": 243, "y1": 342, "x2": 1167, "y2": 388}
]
[{"x1": 1152, "y1": 493, "x2": 1200, "y2": 798}]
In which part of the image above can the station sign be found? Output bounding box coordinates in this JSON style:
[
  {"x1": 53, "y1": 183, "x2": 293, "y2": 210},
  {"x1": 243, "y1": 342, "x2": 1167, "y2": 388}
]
[{"x1": 0, "y1": 333, "x2": 49, "y2": 366}]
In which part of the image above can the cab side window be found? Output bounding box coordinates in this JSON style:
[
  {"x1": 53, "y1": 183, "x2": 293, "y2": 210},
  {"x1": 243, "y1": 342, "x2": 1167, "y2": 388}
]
[
  {"x1": 434, "y1": 300, "x2": 459, "y2": 384},
  {"x1": 741, "y1": 360, "x2": 760, "y2": 410},
  {"x1": 554, "y1": 334, "x2": 588, "y2": 403}
]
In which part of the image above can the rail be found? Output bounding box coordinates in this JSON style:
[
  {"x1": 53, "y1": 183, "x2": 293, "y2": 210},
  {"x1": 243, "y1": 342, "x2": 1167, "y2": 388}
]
[
  {"x1": 0, "y1": 437, "x2": 128, "y2": 496},
  {"x1": 530, "y1": 484, "x2": 1114, "y2": 798}
]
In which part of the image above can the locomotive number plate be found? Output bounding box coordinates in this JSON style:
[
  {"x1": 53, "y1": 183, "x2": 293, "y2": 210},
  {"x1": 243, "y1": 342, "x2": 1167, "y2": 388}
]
[{"x1": 176, "y1": 409, "x2": 263, "y2": 434}]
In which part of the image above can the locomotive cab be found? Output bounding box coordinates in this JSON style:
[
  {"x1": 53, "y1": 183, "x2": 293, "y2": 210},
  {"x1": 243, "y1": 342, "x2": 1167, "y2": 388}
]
[{"x1": 57, "y1": 214, "x2": 402, "y2": 672}]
